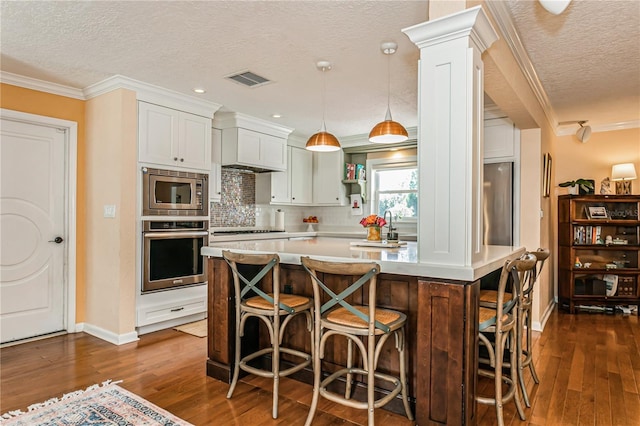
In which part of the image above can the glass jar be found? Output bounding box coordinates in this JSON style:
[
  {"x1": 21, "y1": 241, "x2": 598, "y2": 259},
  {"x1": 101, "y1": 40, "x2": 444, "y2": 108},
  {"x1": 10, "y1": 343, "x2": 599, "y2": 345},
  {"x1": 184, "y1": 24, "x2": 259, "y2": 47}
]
[{"x1": 366, "y1": 226, "x2": 382, "y2": 241}]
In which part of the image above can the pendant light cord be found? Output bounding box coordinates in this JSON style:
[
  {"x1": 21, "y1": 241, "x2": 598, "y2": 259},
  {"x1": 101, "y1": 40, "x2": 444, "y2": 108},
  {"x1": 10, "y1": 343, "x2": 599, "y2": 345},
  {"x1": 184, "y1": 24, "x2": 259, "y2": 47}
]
[
  {"x1": 386, "y1": 50, "x2": 391, "y2": 112},
  {"x1": 322, "y1": 66, "x2": 327, "y2": 127}
]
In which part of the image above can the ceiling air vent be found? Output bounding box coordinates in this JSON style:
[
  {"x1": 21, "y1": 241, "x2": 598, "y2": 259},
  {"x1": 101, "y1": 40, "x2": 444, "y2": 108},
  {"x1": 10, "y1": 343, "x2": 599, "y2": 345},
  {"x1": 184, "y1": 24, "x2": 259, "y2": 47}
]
[{"x1": 225, "y1": 70, "x2": 271, "y2": 88}]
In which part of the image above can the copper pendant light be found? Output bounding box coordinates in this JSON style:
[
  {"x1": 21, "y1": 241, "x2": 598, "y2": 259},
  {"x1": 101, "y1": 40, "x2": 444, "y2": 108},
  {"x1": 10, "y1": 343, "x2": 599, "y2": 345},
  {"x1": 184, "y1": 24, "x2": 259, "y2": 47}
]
[
  {"x1": 306, "y1": 61, "x2": 341, "y2": 152},
  {"x1": 369, "y1": 42, "x2": 408, "y2": 144}
]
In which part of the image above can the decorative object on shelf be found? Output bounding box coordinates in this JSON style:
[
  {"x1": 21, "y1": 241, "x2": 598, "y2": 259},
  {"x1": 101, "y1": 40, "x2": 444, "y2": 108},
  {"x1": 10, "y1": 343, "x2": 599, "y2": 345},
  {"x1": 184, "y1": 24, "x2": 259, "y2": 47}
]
[
  {"x1": 585, "y1": 206, "x2": 609, "y2": 220},
  {"x1": 611, "y1": 163, "x2": 637, "y2": 195},
  {"x1": 369, "y1": 42, "x2": 408, "y2": 144},
  {"x1": 538, "y1": 0, "x2": 572, "y2": 15},
  {"x1": 600, "y1": 177, "x2": 612, "y2": 194},
  {"x1": 542, "y1": 153, "x2": 552, "y2": 197},
  {"x1": 303, "y1": 215, "x2": 318, "y2": 223},
  {"x1": 559, "y1": 178, "x2": 594, "y2": 195},
  {"x1": 306, "y1": 61, "x2": 341, "y2": 152},
  {"x1": 360, "y1": 214, "x2": 387, "y2": 241}
]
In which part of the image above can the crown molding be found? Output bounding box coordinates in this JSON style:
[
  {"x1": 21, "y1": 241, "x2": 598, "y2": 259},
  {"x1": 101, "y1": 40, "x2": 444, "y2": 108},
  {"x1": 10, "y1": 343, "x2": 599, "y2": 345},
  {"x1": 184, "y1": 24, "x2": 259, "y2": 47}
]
[
  {"x1": 556, "y1": 119, "x2": 640, "y2": 136},
  {"x1": 402, "y1": 5, "x2": 498, "y2": 53},
  {"x1": 0, "y1": 71, "x2": 85, "y2": 100},
  {"x1": 213, "y1": 111, "x2": 294, "y2": 138},
  {"x1": 83, "y1": 75, "x2": 221, "y2": 118}
]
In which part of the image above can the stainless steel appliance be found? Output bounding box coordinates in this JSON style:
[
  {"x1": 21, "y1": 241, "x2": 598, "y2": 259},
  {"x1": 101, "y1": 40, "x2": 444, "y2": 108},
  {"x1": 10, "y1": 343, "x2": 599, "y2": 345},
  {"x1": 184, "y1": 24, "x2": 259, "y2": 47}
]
[
  {"x1": 142, "y1": 220, "x2": 208, "y2": 293},
  {"x1": 142, "y1": 167, "x2": 208, "y2": 216},
  {"x1": 483, "y1": 162, "x2": 513, "y2": 246}
]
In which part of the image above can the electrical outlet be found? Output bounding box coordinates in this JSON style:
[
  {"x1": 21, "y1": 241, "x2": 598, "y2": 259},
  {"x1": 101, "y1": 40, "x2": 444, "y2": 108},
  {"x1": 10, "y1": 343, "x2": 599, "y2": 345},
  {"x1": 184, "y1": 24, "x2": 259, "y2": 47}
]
[{"x1": 103, "y1": 204, "x2": 116, "y2": 218}]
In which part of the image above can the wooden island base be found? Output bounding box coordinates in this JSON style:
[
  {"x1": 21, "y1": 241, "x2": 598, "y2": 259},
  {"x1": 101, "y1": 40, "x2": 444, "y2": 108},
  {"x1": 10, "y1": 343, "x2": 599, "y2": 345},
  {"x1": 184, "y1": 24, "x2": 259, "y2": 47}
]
[{"x1": 206, "y1": 257, "x2": 480, "y2": 425}]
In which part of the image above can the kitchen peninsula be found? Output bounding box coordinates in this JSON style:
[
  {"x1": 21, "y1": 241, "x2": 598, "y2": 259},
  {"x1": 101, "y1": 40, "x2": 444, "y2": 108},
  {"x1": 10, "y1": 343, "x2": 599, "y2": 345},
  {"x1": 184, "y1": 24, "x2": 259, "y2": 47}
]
[{"x1": 202, "y1": 237, "x2": 524, "y2": 425}]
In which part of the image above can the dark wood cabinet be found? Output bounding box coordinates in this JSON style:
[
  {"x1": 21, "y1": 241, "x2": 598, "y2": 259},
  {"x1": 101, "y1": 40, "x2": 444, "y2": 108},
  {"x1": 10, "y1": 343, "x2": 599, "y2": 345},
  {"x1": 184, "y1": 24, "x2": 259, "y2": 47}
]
[{"x1": 558, "y1": 195, "x2": 640, "y2": 313}]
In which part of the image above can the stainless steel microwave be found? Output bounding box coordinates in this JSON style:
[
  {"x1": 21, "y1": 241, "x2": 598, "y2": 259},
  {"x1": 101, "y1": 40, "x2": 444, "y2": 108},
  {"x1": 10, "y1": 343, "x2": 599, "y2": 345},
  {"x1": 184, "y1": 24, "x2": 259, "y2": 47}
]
[{"x1": 142, "y1": 167, "x2": 208, "y2": 216}]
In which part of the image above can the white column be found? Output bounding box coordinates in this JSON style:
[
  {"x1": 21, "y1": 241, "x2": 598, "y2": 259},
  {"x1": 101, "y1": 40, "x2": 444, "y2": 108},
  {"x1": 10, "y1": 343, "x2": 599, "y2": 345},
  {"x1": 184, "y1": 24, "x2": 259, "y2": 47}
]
[{"x1": 403, "y1": 6, "x2": 498, "y2": 267}]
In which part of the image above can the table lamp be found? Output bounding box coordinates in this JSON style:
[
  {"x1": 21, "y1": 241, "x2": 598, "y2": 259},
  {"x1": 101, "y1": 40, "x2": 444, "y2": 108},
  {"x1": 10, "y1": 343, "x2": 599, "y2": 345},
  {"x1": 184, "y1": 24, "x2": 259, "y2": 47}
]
[{"x1": 611, "y1": 163, "x2": 637, "y2": 194}]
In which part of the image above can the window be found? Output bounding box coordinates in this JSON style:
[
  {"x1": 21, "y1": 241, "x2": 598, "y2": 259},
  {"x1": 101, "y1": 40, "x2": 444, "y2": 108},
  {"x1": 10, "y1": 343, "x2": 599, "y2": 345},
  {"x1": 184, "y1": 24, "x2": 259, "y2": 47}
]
[{"x1": 369, "y1": 158, "x2": 418, "y2": 222}]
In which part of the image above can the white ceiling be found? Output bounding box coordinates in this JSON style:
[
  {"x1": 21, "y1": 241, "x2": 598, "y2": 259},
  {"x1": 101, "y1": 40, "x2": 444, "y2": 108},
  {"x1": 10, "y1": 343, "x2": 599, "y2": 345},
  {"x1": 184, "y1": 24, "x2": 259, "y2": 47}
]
[{"x1": 2, "y1": 1, "x2": 639, "y2": 139}]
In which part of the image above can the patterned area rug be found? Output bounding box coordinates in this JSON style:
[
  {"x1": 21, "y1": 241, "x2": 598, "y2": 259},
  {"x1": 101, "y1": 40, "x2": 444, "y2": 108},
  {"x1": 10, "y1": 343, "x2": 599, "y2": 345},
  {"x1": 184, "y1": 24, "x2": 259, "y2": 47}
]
[{"x1": 1, "y1": 381, "x2": 192, "y2": 425}]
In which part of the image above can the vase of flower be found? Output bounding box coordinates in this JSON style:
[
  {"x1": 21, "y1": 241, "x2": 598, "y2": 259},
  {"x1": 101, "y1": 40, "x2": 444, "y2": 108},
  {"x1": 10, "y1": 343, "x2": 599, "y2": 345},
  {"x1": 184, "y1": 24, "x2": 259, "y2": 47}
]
[
  {"x1": 360, "y1": 215, "x2": 387, "y2": 242},
  {"x1": 366, "y1": 226, "x2": 382, "y2": 241}
]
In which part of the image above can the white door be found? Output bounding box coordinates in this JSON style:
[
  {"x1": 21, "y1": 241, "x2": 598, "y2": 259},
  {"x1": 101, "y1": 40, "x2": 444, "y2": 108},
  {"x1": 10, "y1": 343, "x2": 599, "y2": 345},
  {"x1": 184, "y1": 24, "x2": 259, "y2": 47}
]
[{"x1": 1, "y1": 118, "x2": 66, "y2": 343}]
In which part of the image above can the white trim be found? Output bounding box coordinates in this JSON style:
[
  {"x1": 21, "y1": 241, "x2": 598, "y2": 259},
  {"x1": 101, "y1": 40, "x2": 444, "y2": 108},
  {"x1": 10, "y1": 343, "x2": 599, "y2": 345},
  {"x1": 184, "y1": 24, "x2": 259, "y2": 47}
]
[
  {"x1": 83, "y1": 75, "x2": 222, "y2": 118},
  {"x1": 555, "y1": 119, "x2": 640, "y2": 136},
  {"x1": 81, "y1": 323, "x2": 139, "y2": 346},
  {"x1": 0, "y1": 71, "x2": 85, "y2": 100},
  {"x1": 532, "y1": 299, "x2": 556, "y2": 332},
  {"x1": 1, "y1": 108, "x2": 78, "y2": 335},
  {"x1": 213, "y1": 111, "x2": 294, "y2": 138}
]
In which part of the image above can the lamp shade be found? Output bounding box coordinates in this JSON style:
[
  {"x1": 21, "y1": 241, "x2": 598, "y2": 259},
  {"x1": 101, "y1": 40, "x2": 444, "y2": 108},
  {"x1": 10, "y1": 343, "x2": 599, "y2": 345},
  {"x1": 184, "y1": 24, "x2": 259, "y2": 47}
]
[
  {"x1": 611, "y1": 163, "x2": 637, "y2": 181},
  {"x1": 306, "y1": 131, "x2": 341, "y2": 152},
  {"x1": 369, "y1": 118, "x2": 409, "y2": 143}
]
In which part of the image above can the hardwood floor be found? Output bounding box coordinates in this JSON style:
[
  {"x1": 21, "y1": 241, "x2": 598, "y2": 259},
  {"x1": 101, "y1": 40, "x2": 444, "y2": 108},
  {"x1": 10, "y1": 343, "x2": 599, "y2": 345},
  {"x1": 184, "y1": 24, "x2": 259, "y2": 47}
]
[{"x1": 1, "y1": 307, "x2": 638, "y2": 425}]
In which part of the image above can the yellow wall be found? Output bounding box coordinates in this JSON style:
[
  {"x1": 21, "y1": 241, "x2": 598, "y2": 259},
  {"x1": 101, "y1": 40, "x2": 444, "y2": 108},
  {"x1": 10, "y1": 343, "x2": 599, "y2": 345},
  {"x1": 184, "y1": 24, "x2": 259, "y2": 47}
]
[
  {"x1": 0, "y1": 83, "x2": 87, "y2": 322},
  {"x1": 554, "y1": 128, "x2": 640, "y2": 196},
  {"x1": 85, "y1": 89, "x2": 138, "y2": 334}
]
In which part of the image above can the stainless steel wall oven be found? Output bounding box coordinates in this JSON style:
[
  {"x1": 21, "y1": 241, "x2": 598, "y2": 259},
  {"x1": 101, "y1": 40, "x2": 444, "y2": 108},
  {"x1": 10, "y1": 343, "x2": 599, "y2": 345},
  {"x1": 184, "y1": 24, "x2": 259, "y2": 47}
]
[{"x1": 142, "y1": 220, "x2": 208, "y2": 293}]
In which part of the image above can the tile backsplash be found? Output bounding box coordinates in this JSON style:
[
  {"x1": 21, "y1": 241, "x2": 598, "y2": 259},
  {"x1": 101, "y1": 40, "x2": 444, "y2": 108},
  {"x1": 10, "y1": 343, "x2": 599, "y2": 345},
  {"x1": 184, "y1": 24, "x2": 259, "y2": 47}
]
[{"x1": 210, "y1": 169, "x2": 255, "y2": 227}]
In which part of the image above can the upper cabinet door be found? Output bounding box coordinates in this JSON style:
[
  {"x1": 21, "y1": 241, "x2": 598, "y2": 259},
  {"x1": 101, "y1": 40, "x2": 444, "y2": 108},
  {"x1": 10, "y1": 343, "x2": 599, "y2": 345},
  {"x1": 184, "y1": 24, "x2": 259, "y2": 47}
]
[
  {"x1": 235, "y1": 128, "x2": 262, "y2": 166},
  {"x1": 179, "y1": 112, "x2": 211, "y2": 171},
  {"x1": 260, "y1": 133, "x2": 287, "y2": 171},
  {"x1": 290, "y1": 147, "x2": 312, "y2": 204},
  {"x1": 313, "y1": 150, "x2": 345, "y2": 205},
  {"x1": 484, "y1": 118, "x2": 515, "y2": 160},
  {"x1": 138, "y1": 101, "x2": 212, "y2": 172},
  {"x1": 138, "y1": 102, "x2": 179, "y2": 166}
]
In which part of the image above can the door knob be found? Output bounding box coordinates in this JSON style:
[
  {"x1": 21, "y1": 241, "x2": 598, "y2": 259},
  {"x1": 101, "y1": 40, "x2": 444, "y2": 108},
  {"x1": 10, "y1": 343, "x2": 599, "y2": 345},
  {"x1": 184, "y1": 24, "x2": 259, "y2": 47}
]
[{"x1": 49, "y1": 236, "x2": 64, "y2": 244}]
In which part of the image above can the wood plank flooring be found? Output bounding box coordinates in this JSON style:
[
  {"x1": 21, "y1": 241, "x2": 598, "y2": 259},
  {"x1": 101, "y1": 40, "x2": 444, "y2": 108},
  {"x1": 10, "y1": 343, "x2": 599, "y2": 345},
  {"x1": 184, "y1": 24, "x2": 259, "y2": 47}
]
[{"x1": 1, "y1": 307, "x2": 638, "y2": 425}]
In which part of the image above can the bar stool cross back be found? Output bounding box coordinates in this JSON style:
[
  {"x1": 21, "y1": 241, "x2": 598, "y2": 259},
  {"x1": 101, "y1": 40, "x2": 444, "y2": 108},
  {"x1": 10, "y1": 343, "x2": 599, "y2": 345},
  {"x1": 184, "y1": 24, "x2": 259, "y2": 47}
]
[{"x1": 222, "y1": 251, "x2": 313, "y2": 419}]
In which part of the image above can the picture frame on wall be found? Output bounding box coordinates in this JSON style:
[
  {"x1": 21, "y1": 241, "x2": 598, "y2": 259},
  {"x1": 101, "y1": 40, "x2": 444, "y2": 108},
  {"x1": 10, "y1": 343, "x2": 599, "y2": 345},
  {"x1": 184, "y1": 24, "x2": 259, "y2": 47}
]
[{"x1": 542, "y1": 153, "x2": 552, "y2": 198}]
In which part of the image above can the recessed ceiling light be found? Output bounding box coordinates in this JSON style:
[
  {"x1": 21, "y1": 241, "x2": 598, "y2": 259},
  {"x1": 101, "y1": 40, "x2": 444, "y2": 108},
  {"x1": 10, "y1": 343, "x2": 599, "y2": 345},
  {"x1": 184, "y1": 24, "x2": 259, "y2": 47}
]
[
  {"x1": 193, "y1": 88, "x2": 206, "y2": 94},
  {"x1": 271, "y1": 114, "x2": 282, "y2": 118}
]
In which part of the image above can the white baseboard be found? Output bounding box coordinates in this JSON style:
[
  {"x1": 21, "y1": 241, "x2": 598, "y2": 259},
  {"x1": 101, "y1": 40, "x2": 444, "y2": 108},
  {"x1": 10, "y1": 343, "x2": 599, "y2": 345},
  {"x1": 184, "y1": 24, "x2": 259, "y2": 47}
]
[
  {"x1": 532, "y1": 299, "x2": 556, "y2": 332},
  {"x1": 136, "y1": 312, "x2": 206, "y2": 335},
  {"x1": 77, "y1": 322, "x2": 139, "y2": 345}
]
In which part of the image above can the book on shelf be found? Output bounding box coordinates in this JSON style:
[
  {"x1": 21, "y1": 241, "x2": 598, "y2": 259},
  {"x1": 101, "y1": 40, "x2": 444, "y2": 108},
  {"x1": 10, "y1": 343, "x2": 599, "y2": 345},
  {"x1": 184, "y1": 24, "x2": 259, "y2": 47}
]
[{"x1": 573, "y1": 225, "x2": 602, "y2": 244}]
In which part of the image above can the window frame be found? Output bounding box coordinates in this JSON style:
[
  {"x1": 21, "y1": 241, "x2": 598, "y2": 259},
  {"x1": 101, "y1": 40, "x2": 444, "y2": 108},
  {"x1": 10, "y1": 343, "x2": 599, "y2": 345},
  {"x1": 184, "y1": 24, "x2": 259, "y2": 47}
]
[{"x1": 367, "y1": 156, "x2": 418, "y2": 223}]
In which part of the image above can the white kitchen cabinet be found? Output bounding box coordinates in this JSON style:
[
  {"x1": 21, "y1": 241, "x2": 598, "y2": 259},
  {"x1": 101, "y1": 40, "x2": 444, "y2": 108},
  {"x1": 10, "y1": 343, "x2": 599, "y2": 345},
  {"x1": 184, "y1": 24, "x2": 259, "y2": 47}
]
[
  {"x1": 209, "y1": 127, "x2": 222, "y2": 202},
  {"x1": 290, "y1": 147, "x2": 312, "y2": 204},
  {"x1": 484, "y1": 118, "x2": 515, "y2": 160},
  {"x1": 312, "y1": 149, "x2": 345, "y2": 205},
  {"x1": 221, "y1": 128, "x2": 287, "y2": 171},
  {"x1": 138, "y1": 101, "x2": 212, "y2": 171},
  {"x1": 255, "y1": 146, "x2": 312, "y2": 205}
]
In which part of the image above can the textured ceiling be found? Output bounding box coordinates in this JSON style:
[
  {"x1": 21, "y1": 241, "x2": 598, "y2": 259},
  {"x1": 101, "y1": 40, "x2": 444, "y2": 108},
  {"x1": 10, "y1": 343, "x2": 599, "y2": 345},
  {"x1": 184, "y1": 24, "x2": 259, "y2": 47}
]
[
  {"x1": 1, "y1": 1, "x2": 639, "y2": 138},
  {"x1": 506, "y1": 0, "x2": 640, "y2": 129}
]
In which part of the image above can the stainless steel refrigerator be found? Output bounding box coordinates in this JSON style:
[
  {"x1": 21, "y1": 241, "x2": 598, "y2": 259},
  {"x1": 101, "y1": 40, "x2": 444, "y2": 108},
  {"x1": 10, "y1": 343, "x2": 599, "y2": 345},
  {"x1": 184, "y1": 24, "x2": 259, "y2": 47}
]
[{"x1": 483, "y1": 162, "x2": 513, "y2": 246}]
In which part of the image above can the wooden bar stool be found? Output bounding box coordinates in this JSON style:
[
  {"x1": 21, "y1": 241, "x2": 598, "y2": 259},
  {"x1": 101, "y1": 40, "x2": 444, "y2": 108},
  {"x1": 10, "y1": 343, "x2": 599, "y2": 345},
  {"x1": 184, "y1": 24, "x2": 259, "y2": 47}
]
[
  {"x1": 222, "y1": 251, "x2": 313, "y2": 419},
  {"x1": 518, "y1": 248, "x2": 550, "y2": 406},
  {"x1": 477, "y1": 254, "x2": 536, "y2": 426},
  {"x1": 479, "y1": 249, "x2": 549, "y2": 407},
  {"x1": 300, "y1": 256, "x2": 413, "y2": 426}
]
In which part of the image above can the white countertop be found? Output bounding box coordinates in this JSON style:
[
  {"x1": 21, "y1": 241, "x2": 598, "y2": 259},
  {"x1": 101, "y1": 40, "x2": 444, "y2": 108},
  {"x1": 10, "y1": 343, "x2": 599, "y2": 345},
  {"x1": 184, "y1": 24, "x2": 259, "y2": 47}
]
[{"x1": 201, "y1": 237, "x2": 524, "y2": 281}]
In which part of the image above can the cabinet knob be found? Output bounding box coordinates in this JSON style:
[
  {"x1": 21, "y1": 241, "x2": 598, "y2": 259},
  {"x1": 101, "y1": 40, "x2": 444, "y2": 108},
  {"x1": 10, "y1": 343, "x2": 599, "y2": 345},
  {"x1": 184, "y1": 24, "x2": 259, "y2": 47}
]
[
  {"x1": 272, "y1": 195, "x2": 275, "y2": 199},
  {"x1": 292, "y1": 197, "x2": 296, "y2": 200},
  {"x1": 180, "y1": 158, "x2": 184, "y2": 162},
  {"x1": 217, "y1": 192, "x2": 221, "y2": 195},
  {"x1": 336, "y1": 198, "x2": 339, "y2": 201},
  {"x1": 173, "y1": 157, "x2": 178, "y2": 161}
]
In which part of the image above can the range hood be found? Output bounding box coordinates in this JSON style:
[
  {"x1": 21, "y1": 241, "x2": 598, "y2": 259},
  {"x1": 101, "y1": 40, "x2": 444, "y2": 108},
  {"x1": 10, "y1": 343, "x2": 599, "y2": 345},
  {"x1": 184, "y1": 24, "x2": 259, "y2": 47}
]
[{"x1": 221, "y1": 164, "x2": 276, "y2": 173}]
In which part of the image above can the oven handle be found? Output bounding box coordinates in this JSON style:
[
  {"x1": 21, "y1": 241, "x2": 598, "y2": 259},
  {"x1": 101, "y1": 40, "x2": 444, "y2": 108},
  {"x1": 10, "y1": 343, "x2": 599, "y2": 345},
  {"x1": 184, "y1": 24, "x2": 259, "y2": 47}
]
[{"x1": 143, "y1": 231, "x2": 209, "y2": 238}]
